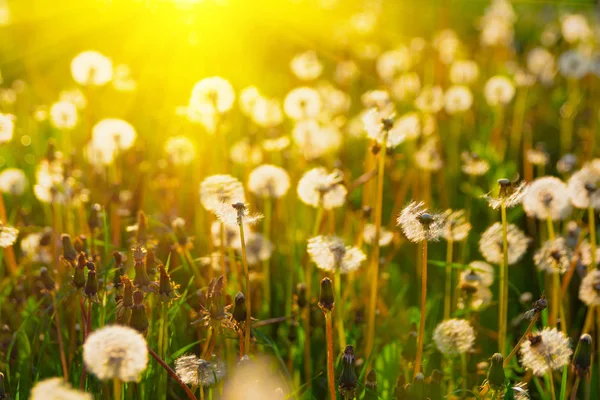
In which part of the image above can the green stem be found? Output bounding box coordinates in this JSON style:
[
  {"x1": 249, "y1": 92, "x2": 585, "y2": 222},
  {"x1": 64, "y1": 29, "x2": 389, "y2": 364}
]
[
  {"x1": 113, "y1": 379, "x2": 122, "y2": 400},
  {"x1": 238, "y1": 222, "x2": 251, "y2": 353},
  {"x1": 334, "y1": 268, "x2": 347, "y2": 351},
  {"x1": 444, "y1": 239, "x2": 454, "y2": 320},
  {"x1": 325, "y1": 312, "x2": 336, "y2": 400},
  {"x1": 549, "y1": 371, "x2": 557, "y2": 400},
  {"x1": 589, "y1": 206, "x2": 596, "y2": 269},
  {"x1": 366, "y1": 133, "x2": 387, "y2": 364},
  {"x1": 414, "y1": 240, "x2": 428, "y2": 377},
  {"x1": 460, "y1": 353, "x2": 468, "y2": 393},
  {"x1": 262, "y1": 197, "x2": 272, "y2": 315},
  {"x1": 499, "y1": 201, "x2": 509, "y2": 355}
]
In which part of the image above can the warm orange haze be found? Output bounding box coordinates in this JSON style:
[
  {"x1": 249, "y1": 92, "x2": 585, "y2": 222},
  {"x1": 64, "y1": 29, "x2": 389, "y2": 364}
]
[{"x1": 0, "y1": 0, "x2": 600, "y2": 399}]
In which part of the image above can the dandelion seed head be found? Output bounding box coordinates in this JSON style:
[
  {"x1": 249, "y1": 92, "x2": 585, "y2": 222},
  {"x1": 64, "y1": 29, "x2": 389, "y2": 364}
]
[
  {"x1": 442, "y1": 209, "x2": 471, "y2": 242},
  {"x1": 83, "y1": 325, "x2": 148, "y2": 382},
  {"x1": 461, "y1": 152, "x2": 490, "y2": 176},
  {"x1": 200, "y1": 175, "x2": 245, "y2": 212},
  {"x1": 251, "y1": 97, "x2": 283, "y2": 128},
  {"x1": 567, "y1": 160, "x2": 600, "y2": 209},
  {"x1": 175, "y1": 354, "x2": 226, "y2": 387},
  {"x1": 483, "y1": 180, "x2": 527, "y2": 209},
  {"x1": 0, "y1": 168, "x2": 27, "y2": 196},
  {"x1": 376, "y1": 47, "x2": 412, "y2": 81},
  {"x1": 190, "y1": 76, "x2": 235, "y2": 115},
  {"x1": 290, "y1": 50, "x2": 323, "y2": 81},
  {"x1": 307, "y1": 235, "x2": 366, "y2": 274},
  {"x1": 458, "y1": 285, "x2": 492, "y2": 311},
  {"x1": 297, "y1": 167, "x2": 347, "y2": 209},
  {"x1": 460, "y1": 261, "x2": 495, "y2": 287},
  {"x1": 479, "y1": 222, "x2": 530, "y2": 265},
  {"x1": 558, "y1": 49, "x2": 589, "y2": 79},
  {"x1": 0, "y1": 112, "x2": 15, "y2": 143},
  {"x1": 230, "y1": 139, "x2": 263, "y2": 166},
  {"x1": 415, "y1": 85, "x2": 444, "y2": 113},
  {"x1": 534, "y1": 238, "x2": 571, "y2": 274},
  {"x1": 71, "y1": 50, "x2": 113, "y2": 86},
  {"x1": 241, "y1": 233, "x2": 273, "y2": 265},
  {"x1": 433, "y1": 319, "x2": 475, "y2": 356},
  {"x1": 414, "y1": 139, "x2": 443, "y2": 171},
  {"x1": 292, "y1": 119, "x2": 342, "y2": 159},
  {"x1": 523, "y1": 177, "x2": 572, "y2": 221},
  {"x1": 397, "y1": 201, "x2": 445, "y2": 243},
  {"x1": 363, "y1": 223, "x2": 394, "y2": 247},
  {"x1": 92, "y1": 118, "x2": 137, "y2": 152},
  {"x1": 444, "y1": 85, "x2": 473, "y2": 114},
  {"x1": 449, "y1": 60, "x2": 479, "y2": 85},
  {"x1": 248, "y1": 164, "x2": 291, "y2": 199},
  {"x1": 579, "y1": 269, "x2": 600, "y2": 306},
  {"x1": 519, "y1": 328, "x2": 572, "y2": 376},
  {"x1": 526, "y1": 146, "x2": 549, "y2": 166},
  {"x1": 527, "y1": 47, "x2": 557, "y2": 80},
  {"x1": 284, "y1": 87, "x2": 322, "y2": 120},
  {"x1": 50, "y1": 101, "x2": 78, "y2": 130},
  {"x1": 30, "y1": 377, "x2": 92, "y2": 400},
  {"x1": 561, "y1": 14, "x2": 591, "y2": 44},
  {"x1": 484, "y1": 76, "x2": 515, "y2": 106},
  {"x1": 390, "y1": 72, "x2": 421, "y2": 101},
  {"x1": 215, "y1": 202, "x2": 262, "y2": 228},
  {"x1": 164, "y1": 136, "x2": 196, "y2": 166}
]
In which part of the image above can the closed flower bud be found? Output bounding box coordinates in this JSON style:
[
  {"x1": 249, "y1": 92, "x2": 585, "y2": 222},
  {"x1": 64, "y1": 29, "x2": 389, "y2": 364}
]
[
  {"x1": 318, "y1": 277, "x2": 334, "y2": 312},
  {"x1": 72, "y1": 253, "x2": 87, "y2": 289},
  {"x1": 62, "y1": 234, "x2": 77, "y2": 262},
  {"x1": 129, "y1": 290, "x2": 149, "y2": 336},
  {"x1": 487, "y1": 353, "x2": 505, "y2": 391},
  {"x1": 0, "y1": 372, "x2": 6, "y2": 400},
  {"x1": 74, "y1": 235, "x2": 87, "y2": 254},
  {"x1": 88, "y1": 203, "x2": 102, "y2": 232},
  {"x1": 407, "y1": 373, "x2": 425, "y2": 400},
  {"x1": 427, "y1": 370, "x2": 443, "y2": 400},
  {"x1": 132, "y1": 246, "x2": 151, "y2": 289},
  {"x1": 296, "y1": 283, "x2": 307, "y2": 309},
  {"x1": 572, "y1": 333, "x2": 592, "y2": 378},
  {"x1": 136, "y1": 211, "x2": 149, "y2": 245},
  {"x1": 394, "y1": 375, "x2": 408, "y2": 400},
  {"x1": 39, "y1": 267, "x2": 56, "y2": 291},
  {"x1": 158, "y1": 264, "x2": 178, "y2": 303},
  {"x1": 362, "y1": 370, "x2": 377, "y2": 400},
  {"x1": 339, "y1": 345, "x2": 358, "y2": 398},
  {"x1": 85, "y1": 263, "x2": 99, "y2": 302},
  {"x1": 145, "y1": 248, "x2": 157, "y2": 278},
  {"x1": 113, "y1": 252, "x2": 125, "y2": 289},
  {"x1": 232, "y1": 292, "x2": 247, "y2": 324}
]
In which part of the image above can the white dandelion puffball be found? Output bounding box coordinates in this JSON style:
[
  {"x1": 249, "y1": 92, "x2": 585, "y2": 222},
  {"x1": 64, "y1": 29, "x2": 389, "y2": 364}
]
[
  {"x1": 523, "y1": 176, "x2": 572, "y2": 221},
  {"x1": 484, "y1": 76, "x2": 515, "y2": 106},
  {"x1": 91, "y1": 118, "x2": 137, "y2": 152},
  {"x1": 307, "y1": 235, "x2": 366, "y2": 274},
  {"x1": 30, "y1": 377, "x2": 92, "y2": 400},
  {"x1": 519, "y1": 328, "x2": 572, "y2": 376},
  {"x1": 190, "y1": 76, "x2": 235, "y2": 114},
  {"x1": 0, "y1": 168, "x2": 27, "y2": 196},
  {"x1": 433, "y1": 319, "x2": 475, "y2": 356},
  {"x1": 248, "y1": 164, "x2": 291, "y2": 199},
  {"x1": 71, "y1": 50, "x2": 113, "y2": 86},
  {"x1": 83, "y1": 325, "x2": 148, "y2": 382},
  {"x1": 200, "y1": 174, "x2": 245, "y2": 212},
  {"x1": 50, "y1": 101, "x2": 78, "y2": 130},
  {"x1": 297, "y1": 167, "x2": 346, "y2": 209},
  {"x1": 0, "y1": 112, "x2": 15, "y2": 144}
]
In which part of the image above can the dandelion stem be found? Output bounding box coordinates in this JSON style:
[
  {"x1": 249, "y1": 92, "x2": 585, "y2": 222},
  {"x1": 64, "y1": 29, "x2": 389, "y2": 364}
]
[
  {"x1": 460, "y1": 353, "x2": 468, "y2": 392},
  {"x1": 444, "y1": 238, "x2": 454, "y2": 320},
  {"x1": 589, "y1": 206, "x2": 597, "y2": 269},
  {"x1": 262, "y1": 197, "x2": 272, "y2": 315},
  {"x1": 51, "y1": 292, "x2": 69, "y2": 381},
  {"x1": 325, "y1": 312, "x2": 336, "y2": 400},
  {"x1": 113, "y1": 379, "x2": 121, "y2": 400},
  {"x1": 147, "y1": 345, "x2": 198, "y2": 400},
  {"x1": 366, "y1": 134, "x2": 387, "y2": 364},
  {"x1": 571, "y1": 377, "x2": 580, "y2": 400},
  {"x1": 499, "y1": 201, "x2": 509, "y2": 355},
  {"x1": 549, "y1": 370, "x2": 557, "y2": 400},
  {"x1": 238, "y1": 221, "x2": 252, "y2": 353},
  {"x1": 334, "y1": 268, "x2": 347, "y2": 351},
  {"x1": 414, "y1": 240, "x2": 428, "y2": 377}
]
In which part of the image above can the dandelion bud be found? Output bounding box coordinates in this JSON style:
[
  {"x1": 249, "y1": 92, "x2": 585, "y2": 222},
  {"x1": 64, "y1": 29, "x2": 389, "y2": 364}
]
[
  {"x1": 427, "y1": 370, "x2": 443, "y2": 400},
  {"x1": 136, "y1": 211, "x2": 149, "y2": 245},
  {"x1": 74, "y1": 235, "x2": 87, "y2": 254},
  {"x1": 233, "y1": 292, "x2": 247, "y2": 323},
  {"x1": 407, "y1": 373, "x2": 425, "y2": 400},
  {"x1": 158, "y1": 264, "x2": 177, "y2": 303},
  {"x1": 363, "y1": 370, "x2": 377, "y2": 400},
  {"x1": 130, "y1": 290, "x2": 149, "y2": 335},
  {"x1": 0, "y1": 372, "x2": 6, "y2": 400},
  {"x1": 402, "y1": 329, "x2": 418, "y2": 360},
  {"x1": 39, "y1": 267, "x2": 56, "y2": 291},
  {"x1": 296, "y1": 283, "x2": 307, "y2": 309},
  {"x1": 145, "y1": 248, "x2": 157, "y2": 278},
  {"x1": 572, "y1": 333, "x2": 592, "y2": 378},
  {"x1": 121, "y1": 276, "x2": 134, "y2": 308},
  {"x1": 318, "y1": 277, "x2": 334, "y2": 312},
  {"x1": 487, "y1": 353, "x2": 505, "y2": 391},
  {"x1": 132, "y1": 246, "x2": 151, "y2": 289},
  {"x1": 72, "y1": 254, "x2": 86, "y2": 289},
  {"x1": 85, "y1": 264, "x2": 99, "y2": 302},
  {"x1": 113, "y1": 252, "x2": 125, "y2": 289},
  {"x1": 338, "y1": 345, "x2": 358, "y2": 399},
  {"x1": 394, "y1": 375, "x2": 408, "y2": 400},
  {"x1": 61, "y1": 234, "x2": 77, "y2": 262},
  {"x1": 362, "y1": 206, "x2": 372, "y2": 219},
  {"x1": 88, "y1": 203, "x2": 102, "y2": 232}
]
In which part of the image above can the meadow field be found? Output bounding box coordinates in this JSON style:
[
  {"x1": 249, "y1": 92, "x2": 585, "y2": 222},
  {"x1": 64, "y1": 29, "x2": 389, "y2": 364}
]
[{"x1": 1, "y1": 0, "x2": 600, "y2": 398}]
